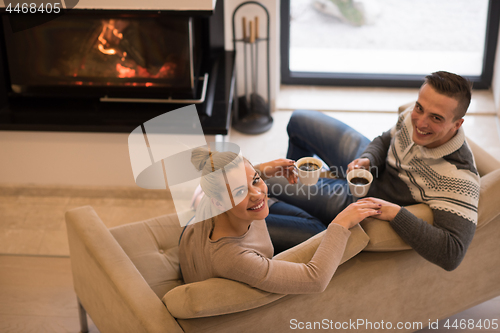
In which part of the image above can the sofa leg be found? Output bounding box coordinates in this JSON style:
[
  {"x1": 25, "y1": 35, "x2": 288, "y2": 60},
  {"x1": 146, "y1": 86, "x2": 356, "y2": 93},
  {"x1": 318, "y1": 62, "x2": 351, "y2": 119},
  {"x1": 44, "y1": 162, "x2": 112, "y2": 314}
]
[{"x1": 77, "y1": 297, "x2": 89, "y2": 333}]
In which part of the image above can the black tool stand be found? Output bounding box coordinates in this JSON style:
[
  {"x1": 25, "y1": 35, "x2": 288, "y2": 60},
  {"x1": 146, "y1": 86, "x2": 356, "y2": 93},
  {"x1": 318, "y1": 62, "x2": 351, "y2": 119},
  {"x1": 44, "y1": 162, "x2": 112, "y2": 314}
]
[{"x1": 232, "y1": 1, "x2": 273, "y2": 134}]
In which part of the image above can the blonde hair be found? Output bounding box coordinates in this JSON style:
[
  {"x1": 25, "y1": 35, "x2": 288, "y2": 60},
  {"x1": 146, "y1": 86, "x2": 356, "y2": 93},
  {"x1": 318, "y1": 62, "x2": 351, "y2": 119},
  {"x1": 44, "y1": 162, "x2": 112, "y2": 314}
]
[{"x1": 191, "y1": 146, "x2": 250, "y2": 201}]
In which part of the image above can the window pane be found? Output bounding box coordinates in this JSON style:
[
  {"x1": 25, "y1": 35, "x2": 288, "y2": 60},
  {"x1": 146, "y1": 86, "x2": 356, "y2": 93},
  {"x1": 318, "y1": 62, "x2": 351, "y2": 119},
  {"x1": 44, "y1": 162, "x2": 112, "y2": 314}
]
[{"x1": 290, "y1": 0, "x2": 489, "y2": 75}]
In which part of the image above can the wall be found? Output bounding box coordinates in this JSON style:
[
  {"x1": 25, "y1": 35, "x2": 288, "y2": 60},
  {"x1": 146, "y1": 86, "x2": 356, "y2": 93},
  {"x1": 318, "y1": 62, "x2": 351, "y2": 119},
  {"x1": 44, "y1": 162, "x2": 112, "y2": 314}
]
[
  {"x1": 0, "y1": 131, "x2": 136, "y2": 187},
  {"x1": 0, "y1": 131, "x2": 218, "y2": 187}
]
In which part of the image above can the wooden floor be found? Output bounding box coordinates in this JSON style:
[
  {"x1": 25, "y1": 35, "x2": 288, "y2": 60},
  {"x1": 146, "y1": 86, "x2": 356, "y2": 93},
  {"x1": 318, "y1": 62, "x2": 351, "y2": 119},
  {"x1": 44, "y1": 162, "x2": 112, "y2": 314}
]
[{"x1": 0, "y1": 255, "x2": 99, "y2": 333}]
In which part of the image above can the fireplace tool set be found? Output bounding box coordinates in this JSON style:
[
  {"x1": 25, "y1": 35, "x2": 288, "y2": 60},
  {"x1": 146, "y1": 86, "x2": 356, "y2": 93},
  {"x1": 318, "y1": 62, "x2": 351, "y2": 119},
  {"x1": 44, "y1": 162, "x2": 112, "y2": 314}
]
[{"x1": 232, "y1": 1, "x2": 273, "y2": 134}]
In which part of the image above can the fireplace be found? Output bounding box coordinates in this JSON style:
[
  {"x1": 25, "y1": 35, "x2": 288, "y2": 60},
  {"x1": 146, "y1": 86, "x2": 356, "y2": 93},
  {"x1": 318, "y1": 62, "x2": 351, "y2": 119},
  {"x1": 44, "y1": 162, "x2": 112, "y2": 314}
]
[{"x1": 0, "y1": 2, "x2": 235, "y2": 134}]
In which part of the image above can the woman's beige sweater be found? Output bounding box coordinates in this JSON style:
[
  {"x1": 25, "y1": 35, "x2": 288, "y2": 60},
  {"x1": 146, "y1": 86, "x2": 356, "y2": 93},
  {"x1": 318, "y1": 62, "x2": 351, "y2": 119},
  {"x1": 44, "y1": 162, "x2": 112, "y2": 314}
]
[{"x1": 179, "y1": 219, "x2": 351, "y2": 294}]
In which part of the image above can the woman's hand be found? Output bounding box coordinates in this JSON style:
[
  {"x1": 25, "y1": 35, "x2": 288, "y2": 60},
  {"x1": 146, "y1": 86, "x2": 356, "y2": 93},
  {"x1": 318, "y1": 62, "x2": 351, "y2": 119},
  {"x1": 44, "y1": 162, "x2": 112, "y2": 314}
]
[
  {"x1": 347, "y1": 158, "x2": 371, "y2": 174},
  {"x1": 258, "y1": 159, "x2": 298, "y2": 184},
  {"x1": 331, "y1": 200, "x2": 382, "y2": 229},
  {"x1": 358, "y1": 197, "x2": 401, "y2": 221}
]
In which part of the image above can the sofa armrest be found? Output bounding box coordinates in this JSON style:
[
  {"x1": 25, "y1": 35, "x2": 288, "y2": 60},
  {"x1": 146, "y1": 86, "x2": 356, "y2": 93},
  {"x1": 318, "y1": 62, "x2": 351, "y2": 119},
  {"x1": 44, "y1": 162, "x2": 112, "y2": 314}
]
[
  {"x1": 467, "y1": 138, "x2": 500, "y2": 177},
  {"x1": 478, "y1": 168, "x2": 500, "y2": 230},
  {"x1": 66, "y1": 206, "x2": 183, "y2": 333}
]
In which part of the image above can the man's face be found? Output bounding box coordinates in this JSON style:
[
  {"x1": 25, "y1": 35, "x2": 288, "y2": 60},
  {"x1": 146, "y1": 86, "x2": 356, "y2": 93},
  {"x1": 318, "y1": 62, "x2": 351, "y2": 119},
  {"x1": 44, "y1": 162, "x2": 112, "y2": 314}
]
[{"x1": 411, "y1": 84, "x2": 464, "y2": 149}]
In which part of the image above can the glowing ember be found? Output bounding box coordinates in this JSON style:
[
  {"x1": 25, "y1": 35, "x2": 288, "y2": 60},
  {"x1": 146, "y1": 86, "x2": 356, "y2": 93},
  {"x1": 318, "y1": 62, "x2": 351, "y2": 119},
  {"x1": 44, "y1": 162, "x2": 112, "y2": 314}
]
[
  {"x1": 116, "y1": 64, "x2": 136, "y2": 78},
  {"x1": 136, "y1": 63, "x2": 176, "y2": 79},
  {"x1": 115, "y1": 62, "x2": 176, "y2": 79}
]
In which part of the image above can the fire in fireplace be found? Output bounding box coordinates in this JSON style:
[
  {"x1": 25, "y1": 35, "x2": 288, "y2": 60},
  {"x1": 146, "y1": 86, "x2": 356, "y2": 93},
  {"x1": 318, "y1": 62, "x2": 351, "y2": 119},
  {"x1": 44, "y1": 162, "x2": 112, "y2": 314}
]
[
  {"x1": 3, "y1": 14, "x2": 202, "y2": 98},
  {"x1": 81, "y1": 18, "x2": 180, "y2": 82}
]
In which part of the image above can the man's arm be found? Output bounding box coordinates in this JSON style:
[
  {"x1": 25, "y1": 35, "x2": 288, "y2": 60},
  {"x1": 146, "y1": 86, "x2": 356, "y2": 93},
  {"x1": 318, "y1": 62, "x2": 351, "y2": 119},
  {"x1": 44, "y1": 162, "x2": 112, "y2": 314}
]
[
  {"x1": 389, "y1": 208, "x2": 476, "y2": 271},
  {"x1": 359, "y1": 129, "x2": 392, "y2": 168}
]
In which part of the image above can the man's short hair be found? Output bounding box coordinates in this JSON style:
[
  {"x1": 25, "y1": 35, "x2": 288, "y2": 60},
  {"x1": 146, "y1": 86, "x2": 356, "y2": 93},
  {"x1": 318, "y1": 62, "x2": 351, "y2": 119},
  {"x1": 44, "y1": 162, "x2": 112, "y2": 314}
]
[{"x1": 424, "y1": 71, "x2": 472, "y2": 120}]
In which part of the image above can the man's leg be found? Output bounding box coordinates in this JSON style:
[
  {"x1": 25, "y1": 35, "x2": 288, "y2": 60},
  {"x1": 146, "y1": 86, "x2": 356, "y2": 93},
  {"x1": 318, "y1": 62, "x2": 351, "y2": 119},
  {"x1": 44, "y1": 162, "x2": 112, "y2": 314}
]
[
  {"x1": 267, "y1": 176, "x2": 353, "y2": 225},
  {"x1": 267, "y1": 110, "x2": 370, "y2": 224},
  {"x1": 287, "y1": 110, "x2": 370, "y2": 175}
]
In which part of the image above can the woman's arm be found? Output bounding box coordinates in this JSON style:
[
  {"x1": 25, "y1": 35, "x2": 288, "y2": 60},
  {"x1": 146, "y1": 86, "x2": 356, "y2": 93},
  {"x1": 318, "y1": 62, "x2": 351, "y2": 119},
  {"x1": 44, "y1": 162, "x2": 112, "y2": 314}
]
[
  {"x1": 214, "y1": 223, "x2": 350, "y2": 294},
  {"x1": 212, "y1": 201, "x2": 382, "y2": 294},
  {"x1": 255, "y1": 159, "x2": 297, "y2": 184}
]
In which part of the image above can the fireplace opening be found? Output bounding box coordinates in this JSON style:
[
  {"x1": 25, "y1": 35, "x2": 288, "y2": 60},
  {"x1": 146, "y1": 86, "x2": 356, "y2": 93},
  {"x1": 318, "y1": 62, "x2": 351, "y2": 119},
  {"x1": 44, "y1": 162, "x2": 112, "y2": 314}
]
[{"x1": 3, "y1": 14, "x2": 203, "y2": 100}]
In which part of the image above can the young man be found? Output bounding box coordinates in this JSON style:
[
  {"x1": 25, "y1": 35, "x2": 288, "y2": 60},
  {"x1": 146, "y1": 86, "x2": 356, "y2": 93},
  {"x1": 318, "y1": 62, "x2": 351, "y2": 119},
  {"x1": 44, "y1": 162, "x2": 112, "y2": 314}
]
[{"x1": 268, "y1": 71, "x2": 479, "y2": 271}]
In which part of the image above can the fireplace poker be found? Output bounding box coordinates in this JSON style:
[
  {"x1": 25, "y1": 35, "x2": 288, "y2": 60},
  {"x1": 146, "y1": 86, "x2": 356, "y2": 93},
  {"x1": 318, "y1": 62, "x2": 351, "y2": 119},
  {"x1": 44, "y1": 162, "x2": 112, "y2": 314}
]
[
  {"x1": 254, "y1": 16, "x2": 259, "y2": 94},
  {"x1": 249, "y1": 19, "x2": 255, "y2": 109},
  {"x1": 242, "y1": 17, "x2": 249, "y2": 105},
  {"x1": 250, "y1": 16, "x2": 267, "y2": 115}
]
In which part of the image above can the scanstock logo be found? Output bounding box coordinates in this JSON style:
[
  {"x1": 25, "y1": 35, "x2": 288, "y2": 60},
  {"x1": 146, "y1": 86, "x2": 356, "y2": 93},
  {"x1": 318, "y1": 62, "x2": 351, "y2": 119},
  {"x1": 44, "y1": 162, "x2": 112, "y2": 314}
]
[{"x1": 2, "y1": 1, "x2": 80, "y2": 32}]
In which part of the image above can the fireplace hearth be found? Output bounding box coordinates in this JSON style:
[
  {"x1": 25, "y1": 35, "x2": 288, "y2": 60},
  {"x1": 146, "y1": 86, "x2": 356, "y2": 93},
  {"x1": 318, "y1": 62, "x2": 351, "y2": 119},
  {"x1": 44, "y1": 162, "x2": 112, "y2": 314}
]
[{"x1": 0, "y1": 2, "x2": 235, "y2": 135}]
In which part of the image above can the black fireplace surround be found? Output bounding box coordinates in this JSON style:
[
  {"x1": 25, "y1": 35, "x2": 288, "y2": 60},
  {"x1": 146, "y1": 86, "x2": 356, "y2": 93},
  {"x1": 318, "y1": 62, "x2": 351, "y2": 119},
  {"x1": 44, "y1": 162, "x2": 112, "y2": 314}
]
[{"x1": 0, "y1": 1, "x2": 235, "y2": 134}]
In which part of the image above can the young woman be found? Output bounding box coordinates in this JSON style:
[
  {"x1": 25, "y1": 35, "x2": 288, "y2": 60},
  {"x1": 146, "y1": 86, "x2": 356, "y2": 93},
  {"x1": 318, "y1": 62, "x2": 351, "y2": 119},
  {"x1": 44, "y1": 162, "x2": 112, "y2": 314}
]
[
  {"x1": 179, "y1": 148, "x2": 382, "y2": 294},
  {"x1": 190, "y1": 155, "x2": 327, "y2": 254}
]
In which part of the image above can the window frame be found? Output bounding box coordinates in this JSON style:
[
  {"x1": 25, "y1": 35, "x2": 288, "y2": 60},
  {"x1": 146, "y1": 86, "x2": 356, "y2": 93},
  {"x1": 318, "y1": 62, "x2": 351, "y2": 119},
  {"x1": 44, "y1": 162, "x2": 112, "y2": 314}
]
[{"x1": 280, "y1": 0, "x2": 500, "y2": 89}]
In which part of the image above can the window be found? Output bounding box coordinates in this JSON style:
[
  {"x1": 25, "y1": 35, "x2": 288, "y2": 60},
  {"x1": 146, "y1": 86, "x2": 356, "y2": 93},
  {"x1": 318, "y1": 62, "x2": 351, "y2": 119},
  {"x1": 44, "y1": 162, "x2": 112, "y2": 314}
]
[{"x1": 281, "y1": 0, "x2": 500, "y2": 88}]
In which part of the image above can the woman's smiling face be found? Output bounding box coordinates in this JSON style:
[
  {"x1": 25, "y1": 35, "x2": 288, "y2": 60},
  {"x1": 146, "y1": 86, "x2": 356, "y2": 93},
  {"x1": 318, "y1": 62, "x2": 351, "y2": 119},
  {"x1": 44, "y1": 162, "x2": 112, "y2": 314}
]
[{"x1": 221, "y1": 161, "x2": 269, "y2": 224}]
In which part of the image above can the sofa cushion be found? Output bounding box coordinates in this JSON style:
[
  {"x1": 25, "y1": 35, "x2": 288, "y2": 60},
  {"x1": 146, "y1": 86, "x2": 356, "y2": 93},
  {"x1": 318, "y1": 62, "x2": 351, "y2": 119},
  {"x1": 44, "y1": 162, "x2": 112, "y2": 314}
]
[
  {"x1": 163, "y1": 224, "x2": 369, "y2": 319},
  {"x1": 361, "y1": 203, "x2": 434, "y2": 251},
  {"x1": 164, "y1": 277, "x2": 285, "y2": 319}
]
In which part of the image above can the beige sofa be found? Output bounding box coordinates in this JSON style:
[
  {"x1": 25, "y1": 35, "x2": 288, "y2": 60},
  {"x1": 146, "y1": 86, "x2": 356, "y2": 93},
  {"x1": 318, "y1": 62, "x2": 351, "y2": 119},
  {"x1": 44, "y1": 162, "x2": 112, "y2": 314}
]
[{"x1": 66, "y1": 121, "x2": 500, "y2": 333}]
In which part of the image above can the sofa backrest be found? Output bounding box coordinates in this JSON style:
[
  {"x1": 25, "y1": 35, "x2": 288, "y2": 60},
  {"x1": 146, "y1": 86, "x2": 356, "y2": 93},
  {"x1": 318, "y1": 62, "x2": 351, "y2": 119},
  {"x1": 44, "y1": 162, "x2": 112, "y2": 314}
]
[{"x1": 109, "y1": 210, "x2": 190, "y2": 298}]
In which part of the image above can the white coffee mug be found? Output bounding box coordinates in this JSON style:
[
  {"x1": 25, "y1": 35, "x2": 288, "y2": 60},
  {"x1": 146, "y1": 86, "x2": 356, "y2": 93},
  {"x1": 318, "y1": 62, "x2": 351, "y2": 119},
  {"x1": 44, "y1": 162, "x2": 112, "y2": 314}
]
[
  {"x1": 295, "y1": 157, "x2": 322, "y2": 186},
  {"x1": 347, "y1": 168, "x2": 373, "y2": 198}
]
